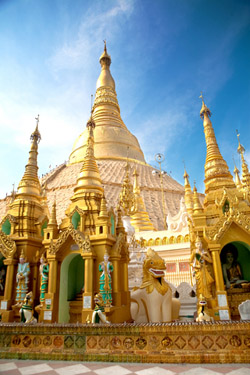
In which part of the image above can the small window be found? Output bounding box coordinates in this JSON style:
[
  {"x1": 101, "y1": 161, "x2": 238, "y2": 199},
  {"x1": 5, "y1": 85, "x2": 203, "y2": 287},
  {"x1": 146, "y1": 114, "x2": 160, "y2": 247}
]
[
  {"x1": 2, "y1": 219, "x2": 11, "y2": 235},
  {"x1": 72, "y1": 212, "x2": 80, "y2": 230}
]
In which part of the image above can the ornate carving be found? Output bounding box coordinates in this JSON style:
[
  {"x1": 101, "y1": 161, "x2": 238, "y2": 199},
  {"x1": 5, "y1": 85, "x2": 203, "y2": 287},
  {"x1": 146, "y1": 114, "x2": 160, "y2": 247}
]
[
  {"x1": 204, "y1": 210, "x2": 250, "y2": 243},
  {"x1": 215, "y1": 188, "x2": 239, "y2": 210},
  {"x1": 0, "y1": 214, "x2": 18, "y2": 226},
  {"x1": 0, "y1": 231, "x2": 16, "y2": 258},
  {"x1": 49, "y1": 225, "x2": 92, "y2": 254},
  {"x1": 112, "y1": 232, "x2": 126, "y2": 255}
]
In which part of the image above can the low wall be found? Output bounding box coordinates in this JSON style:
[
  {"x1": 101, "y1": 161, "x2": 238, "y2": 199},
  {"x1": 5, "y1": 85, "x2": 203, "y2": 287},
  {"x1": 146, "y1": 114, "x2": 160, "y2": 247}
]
[{"x1": 0, "y1": 321, "x2": 250, "y2": 363}]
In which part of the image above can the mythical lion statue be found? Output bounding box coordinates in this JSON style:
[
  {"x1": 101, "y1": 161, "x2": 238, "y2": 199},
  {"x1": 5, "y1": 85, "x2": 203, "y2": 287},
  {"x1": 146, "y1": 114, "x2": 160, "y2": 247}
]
[
  {"x1": 130, "y1": 248, "x2": 180, "y2": 323},
  {"x1": 19, "y1": 291, "x2": 37, "y2": 324},
  {"x1": 91, "y1": 293, "x2": 110, "y2": 324}
]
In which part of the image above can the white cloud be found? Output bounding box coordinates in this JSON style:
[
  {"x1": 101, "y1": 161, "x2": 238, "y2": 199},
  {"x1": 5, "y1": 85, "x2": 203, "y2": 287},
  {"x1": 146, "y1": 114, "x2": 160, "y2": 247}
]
[{"x1": 47, "y1": 0, "x2": 134, "y2": 74}]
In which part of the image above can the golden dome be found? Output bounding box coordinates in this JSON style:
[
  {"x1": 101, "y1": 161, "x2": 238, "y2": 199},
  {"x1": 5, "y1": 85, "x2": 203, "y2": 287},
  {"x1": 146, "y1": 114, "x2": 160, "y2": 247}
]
[{"x1": 69, "y1": 45, "x2": 145, "y2": 164}]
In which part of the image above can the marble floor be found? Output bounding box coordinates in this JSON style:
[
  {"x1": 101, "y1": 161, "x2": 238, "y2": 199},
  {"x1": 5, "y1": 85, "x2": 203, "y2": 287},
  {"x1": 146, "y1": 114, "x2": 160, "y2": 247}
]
[{"x1": 0, "y1": 360, "x2": 250, "y2": 375}]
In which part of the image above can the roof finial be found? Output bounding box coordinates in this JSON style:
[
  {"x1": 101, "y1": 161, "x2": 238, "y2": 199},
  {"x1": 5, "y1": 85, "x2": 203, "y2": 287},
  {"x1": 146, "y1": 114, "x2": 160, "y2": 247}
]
[
  {"x1": 103, "y1": 39, "x2": 107, "y2": 52},
  {"x1": 236, "y1": 129, "x2": 245, "y2": 155},
  {"x1": 31, "y1": 114, "x2": 41, "y2": 143},
  {"x1": 199, "y1": 91, "x2": 204, "y2": 105},
  {"x1": 199, "y1": 92, "x2": 211, "y2": 118},
  {"x1": 35, "y1": 114, "x2": 39, "y2": 127}
]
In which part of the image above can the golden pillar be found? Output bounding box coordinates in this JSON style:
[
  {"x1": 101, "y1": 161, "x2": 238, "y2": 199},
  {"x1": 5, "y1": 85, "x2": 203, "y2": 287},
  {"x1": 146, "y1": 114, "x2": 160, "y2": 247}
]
[
  {"x1": 83, "y1": 255, "x2": 94, "y2": 293},
  {"x1": 3, "y1": 258, "x2": 18, "y2": 303},
  {"x1": 210, "y1": 244, "x2": 224, "y2": 292},
  {"x1": 48, "y1": 256, "x2": 58, "y2": 294}
]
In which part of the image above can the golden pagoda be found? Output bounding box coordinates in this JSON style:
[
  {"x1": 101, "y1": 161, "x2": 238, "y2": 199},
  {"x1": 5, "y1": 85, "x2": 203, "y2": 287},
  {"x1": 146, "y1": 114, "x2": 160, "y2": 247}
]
[
  {"x1": 0, "y1": 116, "x2": 49, "y2": 321},
  {"x1": 189, "y1": 96, "x2": 250, "y2": 320}
]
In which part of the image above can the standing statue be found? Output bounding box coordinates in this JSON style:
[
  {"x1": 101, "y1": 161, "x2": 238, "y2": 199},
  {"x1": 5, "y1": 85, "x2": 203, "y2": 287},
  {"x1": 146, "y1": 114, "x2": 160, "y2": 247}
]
[
  {"x1": 39, "y1": 254, "x2": 49, "y2": 304},
  {"x1": 16, "y1": 250, "x2": 30, "y2": 304},
  {"x1": 191, "y1": 236, "x2": 214, "y2": 300},
  {"x1": 99, "y1": 253, "x2": 113, "y2": 306}
]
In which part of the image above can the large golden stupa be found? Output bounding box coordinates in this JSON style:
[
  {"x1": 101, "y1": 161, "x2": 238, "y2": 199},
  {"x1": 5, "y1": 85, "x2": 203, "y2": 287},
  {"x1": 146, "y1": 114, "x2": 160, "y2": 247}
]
[{"x1": 1, "y1": 43, "x2": 184, "y2": 231}]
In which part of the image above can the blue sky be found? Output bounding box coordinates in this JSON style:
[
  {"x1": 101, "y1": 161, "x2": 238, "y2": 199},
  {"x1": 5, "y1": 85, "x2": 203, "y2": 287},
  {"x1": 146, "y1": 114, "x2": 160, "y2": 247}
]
[{"x1": 0, "y1": 0, "x2": 250, "y2": 198}]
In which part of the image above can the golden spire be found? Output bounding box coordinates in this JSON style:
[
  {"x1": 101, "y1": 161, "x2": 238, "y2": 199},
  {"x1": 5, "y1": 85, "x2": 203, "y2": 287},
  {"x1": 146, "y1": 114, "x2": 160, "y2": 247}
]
[
  {"x1": 236, "y1": 130, "x2": 250, "y2": 191},
  {"x1": 116, "y1": 204, "x2": 125, "y2": 234},
  {"x1": 183, "y1": 168, "x2": 193, "y2": 215},
  {"x1": 96, "y1": 40, "x2": 115, "y2": 89},
  {"x1": 119, "y1": 162, "x2": 134, "y2": 215},
  {"x1": 99, "y1": 194, "x2": 109, "y2": 219},
  {"x1": 48, "y1": 199, "x2": 58, "y2": 228},
  {"x1": 193, "y1": 182, "x2": 203, "y2": 215},
  {"x1": 130, "y1": 168, "x2": 155, "y2": 232},
  {"x1": 16, "y1": 115, "x2": 42, "y2": 198},
  {"x1": 69, "y1": 44, "x2": 145, "y2": 163},
  {"x1": 199, "y1": 94, "x2": 234, "y2": 192},
  {"x1": 71, "y1": 116, "x2": 103, "y2": 201},
  {"x1": 233, "y1": 157, "x2": 242, "y2": 189}
]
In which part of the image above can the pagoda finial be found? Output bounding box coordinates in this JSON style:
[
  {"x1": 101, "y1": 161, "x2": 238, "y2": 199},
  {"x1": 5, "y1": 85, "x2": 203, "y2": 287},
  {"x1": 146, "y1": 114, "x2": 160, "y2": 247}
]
[
  {"x1": 199, "y1": 92, "x2": 211, "y2": 118},
  {"x1": 200, "y1": 97, "x2": 233, "y2": 193},
  {"x1": 16, "y1": 115, "x2": 42, "y2": 198},
  {"x1": 48, "y1": 198, "x2": 58, "y2": 228},
  {"x1": 236, "y1": 129, "x2": 246, "y2": 158},
  {"x1": 119, "y1": 161, "x2": 134, "y2": 216},
  {"x1": 193, "y1": 181, "x2": 203, "y2": 214},
  {"x1": 183, "y1": 166, "x2": 193, "y2": 215},
  {"x1": 236, "y1": 130, "x2": 250, "y2": 192},
  {"x1": 71, "y1": 116, "x2": 103, "y2": 201},
  {"x1": 233, "y1": 156, "x2": 242, "y2": 189},
  {"x1": 130, "y1": 168, "x2": 155, "y2": 231}
]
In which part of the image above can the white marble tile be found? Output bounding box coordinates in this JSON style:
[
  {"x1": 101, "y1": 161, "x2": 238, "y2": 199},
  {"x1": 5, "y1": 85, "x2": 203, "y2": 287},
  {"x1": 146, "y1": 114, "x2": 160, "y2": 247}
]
[
  {"x1": 55, "y1": 364, "x2": 91, "y2": 375},
  {"x1": 94, "y1": 364, "x2": 132, "y2": 375},
  {"x1": 227, "y1": 369, "x2": 250, "y2": 375},
  {"x1": 19, "y1": 363, "x2": 53, "y2": 375},
  {"x1": 135, "y1": 367, "x2": 175, "y2": 375},
  {"x1": 56, "y1": 364, "x2": 92, "y2": 375},
  {"x1": 0, "y1": 362, "x2": 17, "y2": 372},
  {"x1": 179, "y1": 368, "x2": 222, "y2": 375}
]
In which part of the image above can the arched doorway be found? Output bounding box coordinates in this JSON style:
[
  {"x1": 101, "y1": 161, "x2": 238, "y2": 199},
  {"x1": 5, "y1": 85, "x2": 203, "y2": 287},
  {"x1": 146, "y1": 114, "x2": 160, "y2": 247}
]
[{"x1": 58, "y1": 253, "x2": 84, "y2": 323}]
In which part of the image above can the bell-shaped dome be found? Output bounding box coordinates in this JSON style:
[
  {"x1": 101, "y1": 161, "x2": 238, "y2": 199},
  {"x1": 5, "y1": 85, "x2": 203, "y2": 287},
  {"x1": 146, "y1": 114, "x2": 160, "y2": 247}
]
[{"x1": 69, "y1": 44, "x2": 145, "y2": 164}]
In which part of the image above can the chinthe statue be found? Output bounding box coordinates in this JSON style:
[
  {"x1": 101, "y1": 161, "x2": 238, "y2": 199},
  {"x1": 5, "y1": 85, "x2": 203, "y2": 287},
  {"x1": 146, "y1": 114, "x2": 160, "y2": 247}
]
[
  {"x1": 99, "y1": 252, "x2": 113, "y2": 306},
  {"x1": 130, "y1": 248, "x2": 180, "y2": 323},
  {"x1": 91, "y1": 293, "x2": 110, "y2": 324},
  {"x1": 19, "y1": 291, "x2": 37, "y2": 324},
  {"x1": 196, "y1": 298, "x2": 214, "y2": 322},
  {"x1": 15, "y1": 250, "x2": 30, "y2": 304}
]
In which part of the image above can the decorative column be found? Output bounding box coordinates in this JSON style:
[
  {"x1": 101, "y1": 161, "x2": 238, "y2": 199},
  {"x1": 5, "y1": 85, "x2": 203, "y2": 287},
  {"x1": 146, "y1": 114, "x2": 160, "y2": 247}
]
[
  {"x1": 210, "y1": 243, "x2": 230, "y2": 320},
  {"x1": 0, "y1": 258, "x2": 18, "y2": 322},
  {"x1": 42, "y1": 254, "x2": 58, "y2": 323}
]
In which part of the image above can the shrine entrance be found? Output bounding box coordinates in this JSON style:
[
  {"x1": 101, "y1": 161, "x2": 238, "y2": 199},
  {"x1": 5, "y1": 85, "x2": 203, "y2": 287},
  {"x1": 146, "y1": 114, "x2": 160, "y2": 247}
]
[{"x1": 58, "y1": 253, "x2": 84, "y2": 323}]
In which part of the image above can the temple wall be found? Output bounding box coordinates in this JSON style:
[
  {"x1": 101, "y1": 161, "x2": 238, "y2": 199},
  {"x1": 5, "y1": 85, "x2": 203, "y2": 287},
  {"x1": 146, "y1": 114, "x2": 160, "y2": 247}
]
[{"x1": 0, "y1": 321, "x2": 250, "y2": 363}]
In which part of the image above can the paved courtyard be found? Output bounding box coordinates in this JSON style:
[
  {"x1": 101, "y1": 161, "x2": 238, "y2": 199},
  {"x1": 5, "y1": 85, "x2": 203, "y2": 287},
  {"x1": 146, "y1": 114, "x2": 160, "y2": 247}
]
[{"x1": 0, "y1": 360, "x2": 250, "y2": 375}]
